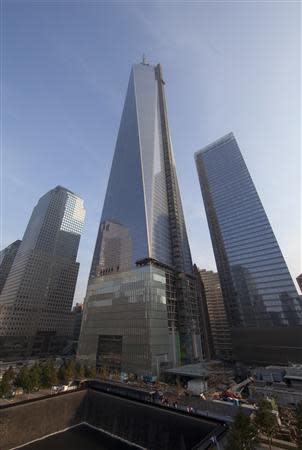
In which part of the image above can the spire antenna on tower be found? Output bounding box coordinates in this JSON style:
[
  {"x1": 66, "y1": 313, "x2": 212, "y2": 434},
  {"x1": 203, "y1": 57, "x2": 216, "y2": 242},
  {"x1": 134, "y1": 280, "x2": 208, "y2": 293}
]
[{"x1": 141, "y1": 54, "x2": 148, "y2": 65}]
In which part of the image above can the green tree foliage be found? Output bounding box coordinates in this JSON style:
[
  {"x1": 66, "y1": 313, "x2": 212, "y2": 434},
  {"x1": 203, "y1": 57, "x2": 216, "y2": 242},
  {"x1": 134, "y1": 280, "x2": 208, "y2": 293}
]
[
  {"x1": 58, "y1": 364, "x2": 66, "y2": 383},
  {"x1": 29, "y1": 364, "x2": 41, "y2": 390},
  {"x1": 226, "y1": 409, "x2": 258, "y2": 450},
  {"x1": 84, "y1": 365, "x2": 96, "y2": 378},
  {"x1": 254, "y1": 399, "x2": 278, "y2": 450},
  {"x1": 0, "y1": 378, "x2": 10, "y2": 398},
  {"x1": 58, "y1": 359, "x2": 76, "y2": 384},
  {"x1": 295, "y1": 402, "x2": 302, "y2": 450},
  {"x1": 40, "y1": 360, "x2": 58, "y2": 387},
  {"x1": 16, "y1": 367, "x2": 32, "y2": 393},
  {"x1": 5, "y1": 366, "x2": 15, "y2": 383},
  {"x1": 65, "y1": 359, "x2": 76, "y2": 382},
  {"x1": 75, "y1": 362, "x2": 85, "y2": 379},
  {"x1": 0, "y1": 369, "x2": 14, "y2": 398}
]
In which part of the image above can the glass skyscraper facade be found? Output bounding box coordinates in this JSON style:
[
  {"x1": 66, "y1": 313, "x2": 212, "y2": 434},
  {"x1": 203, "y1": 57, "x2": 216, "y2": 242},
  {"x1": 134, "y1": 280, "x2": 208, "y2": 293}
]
[
  {"x1": 197, "y1": 268, "x2": 232, "y2": 360},
  {"x1": 0, "y1": 240, "x2": 21, "y2": 295},
  {"x1": 0, "y1": 186, "x2": 85, "y2": 358},
  {"x1": 78, "y1": 62, "x2": 202, "y2": 375},
  {"x1": 195, "y1": 132, "x2": 302, "y2": 364},
  {"x1": 89, "y1": 63, "x2": 192, "y2": 277}
]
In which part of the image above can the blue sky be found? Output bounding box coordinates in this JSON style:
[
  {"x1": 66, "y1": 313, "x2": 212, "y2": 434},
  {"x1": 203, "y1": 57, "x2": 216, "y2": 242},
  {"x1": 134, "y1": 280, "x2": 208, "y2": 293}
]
[{"x1": 2, "y1": 1, "x2": 301, "y2": 302}]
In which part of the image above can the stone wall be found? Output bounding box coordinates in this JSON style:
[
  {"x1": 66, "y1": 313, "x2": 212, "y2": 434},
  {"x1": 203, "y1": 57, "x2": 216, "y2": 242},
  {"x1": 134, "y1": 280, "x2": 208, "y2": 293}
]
[
  {"x1": 0, "y1": 388, "x2": 221, "y2": 450},
  {"x1": 84, "y1": 389, "x2": 217, "y2": 450},
  {"x1": 0, "y1": 390, "x2": 86, "y2": 450}
]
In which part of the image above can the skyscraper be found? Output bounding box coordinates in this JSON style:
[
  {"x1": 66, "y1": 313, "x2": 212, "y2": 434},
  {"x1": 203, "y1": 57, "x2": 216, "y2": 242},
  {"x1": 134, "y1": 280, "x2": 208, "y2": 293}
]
[
  {"x1": 196, "y1": 268, "x2": 232, "y2": 360},
  {"x1": 195, "y1": 132, "x2": 302, "y2": 364},
  {"x1": 193, "y1": 265, "x2": 215, "y2": 361},
  {"x1": 78, "y1": 62, "x2": 202, "y2": 375},
  {"x1": 297, "y1": 274, "x2": 302, "y2": 293},
  {"x1": 0, "y1": 186, "x2": 85, "y2": 358},
  {"x1": 0, "y1": 240, "x2": 21, "y2": 295}
]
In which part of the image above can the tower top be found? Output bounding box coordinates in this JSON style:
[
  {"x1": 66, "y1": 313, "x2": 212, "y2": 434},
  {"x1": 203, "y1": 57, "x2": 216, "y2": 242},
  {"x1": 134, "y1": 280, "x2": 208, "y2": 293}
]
[{"x1": 141, "y1": 54, "x2": 149, "y2": 65}]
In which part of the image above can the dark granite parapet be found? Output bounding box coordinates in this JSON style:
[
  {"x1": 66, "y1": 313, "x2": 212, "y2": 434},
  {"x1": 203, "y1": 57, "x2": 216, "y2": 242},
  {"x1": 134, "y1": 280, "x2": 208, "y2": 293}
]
[
  {"x1": 0, "y1": 388, "x2": 221, "y2": 450},
  {"x1": 0, "y1": 390, "x2": 86, "y2": 450},
  {"x1": 84, "y1": 389, "x2": 216, "y2": 450}
]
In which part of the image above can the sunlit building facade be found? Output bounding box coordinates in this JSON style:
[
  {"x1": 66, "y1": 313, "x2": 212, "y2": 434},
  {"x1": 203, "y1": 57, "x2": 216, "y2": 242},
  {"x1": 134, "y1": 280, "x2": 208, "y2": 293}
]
[
  {"x1": 0, "y1": 240, "x2": 21, "y2": 295},
  {"x1": 297, "y1": 274, "x2": 302, "y2": 294},
  {"x1": 78, "y1": 62, "x2": 202, "y2": 375},
  {"x1": 0, "y1": 186, "x2": 85, "y2": 358},
  {"x1": 197, "y1": 268, "x2": 232, "y2": 360},
  {"x1": 195, "y1": 133, "x2": 302, "y2": 364}
]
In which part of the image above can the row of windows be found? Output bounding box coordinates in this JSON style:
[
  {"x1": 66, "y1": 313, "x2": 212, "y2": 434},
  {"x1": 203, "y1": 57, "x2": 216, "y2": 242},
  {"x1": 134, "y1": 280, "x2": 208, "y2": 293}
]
[
  {"x1": 218, "y1": 206, "x2": 267, "y2": 228},
  {"x1": 219, "y1": 216, "x2": 269, "y2": 235},
  {"x1": 229, "y1": 252, "x2": 285, "y2": 267},
  {"x1": 251, "y1": 273, "x2": 295, "y2": 285},
  {"x1": 226, "y1": 240, "x2": 278, "y2": 257},
  {"x1": 224, "y1": 231, "x2": 275, "y2": 249},
  {"x1": 210, "y1": 189, "x2": 259, "y2": 208},
  {"x1": 222, "y1": 222, "x2": 271, "y2": 241},
  {"x1": 208, "y1": 174, "x2": 253, "y2": 198},
  {"x1": 214, "y1": 194, "x2": 263, "y2": 215}
]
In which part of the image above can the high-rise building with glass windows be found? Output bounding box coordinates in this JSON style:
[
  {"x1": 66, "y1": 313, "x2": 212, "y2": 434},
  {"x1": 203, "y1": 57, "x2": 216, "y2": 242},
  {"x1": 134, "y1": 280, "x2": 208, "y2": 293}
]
[
  {"x1": 78, "y1": 62, "x2": 202, "y2": 375},
  {"x1": 0, "y1": 240, "x2": 21, "y2": 295},
  {"x1": 195, "y1": 133, "x2": 302, "y2": 364},
  {"x1": 297, "y1": 274, "x2": 302, "y2": 294},
  {"x1": 196, "y1": 268, "x2": 232, "y2": 360},
  {"x1": 0, "y1": 186, "x2": 85, "y2": 358}
]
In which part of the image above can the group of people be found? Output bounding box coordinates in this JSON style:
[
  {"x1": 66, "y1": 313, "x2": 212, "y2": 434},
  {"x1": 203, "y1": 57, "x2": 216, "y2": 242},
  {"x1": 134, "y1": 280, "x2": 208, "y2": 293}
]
[
  {"x1": 155, "y1": 391, "x2": 196, "y2": 415},
  {"x1": 186, "y1": 406, "x2": 195, "y2": 414},
  {"x1": 159, "y1": 395, "x2": 178, "y2": 408}
]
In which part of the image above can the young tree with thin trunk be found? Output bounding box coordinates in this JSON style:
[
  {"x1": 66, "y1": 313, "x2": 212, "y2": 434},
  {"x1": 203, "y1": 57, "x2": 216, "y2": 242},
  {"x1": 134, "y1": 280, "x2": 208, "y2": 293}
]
[
  {"x1": 295, "y1": 402, "x2": 302, "y2": 450},
  {"x1": 226, "y1": 409, "x2": 258, "y2": 450},
  {"x1": 254, "y1": 399, "x2": 278, "y2": 450}
]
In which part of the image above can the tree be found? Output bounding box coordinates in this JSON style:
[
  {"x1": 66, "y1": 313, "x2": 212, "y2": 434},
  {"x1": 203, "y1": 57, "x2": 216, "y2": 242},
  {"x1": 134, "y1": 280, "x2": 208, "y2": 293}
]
[
  {"x1": 295, "y1": 402, "x2": 302, "y2": 450},
  {"x1": 5, "y1": 366, "x2": 15, "y2": 383},
  {"x1": 58, "y1": 364, "x2": 66, "y2": 383},
  {"x1": 226, "y1": 409, "x2": 258, "y2": 450},
  {"x1": 254, "y1": 399, "x2": 278, "y2": 450},
  {"x1": 84, "y1": 365, "x2": 96, "y2": 378},
  {"x1": 99, "y1": 366, "x2": 110, "y2": 380},
  {"x1": 58, "y1": 359, "x2": 76, "y2": 384},
  {"x1": 64, "y1": 359, "x2": 76, "y2": 382},
  {"x1": 75, "y1": 362, "x2": 85, "y2": 379},
  {"x1": 0, "y1": 372, "x2": 12, "y2": 398},
  {"x1": 16, "y1": 367, "x2": 32, "y2": 393},
  {"x1": 41, "y1": 360, "x2": 58, "y2": 387},
  {"x1": 28, "y1": 365, "x2": 40, "y2": 391}
]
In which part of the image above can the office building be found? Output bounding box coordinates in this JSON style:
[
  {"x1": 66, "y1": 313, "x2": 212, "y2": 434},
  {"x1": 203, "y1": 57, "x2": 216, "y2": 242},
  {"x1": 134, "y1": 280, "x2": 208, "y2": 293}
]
[
  {"x1": 78, "y1": 62, "x2": 202, "y2": 375},
  {"x1": 196, "y1": 268, "x2": 232, "y2": 360},
  {"x1": 195, "y1": 133, "x2": 302, "y2": 364},
  {"x1": 193, "y1": 265, "x2": 215, "y2": 360},
  {"x1": 297, "y1": 274, "x2": 302, "y2": 293},
  {"x1": 70, "y1": 302, "x2": 84, "y2": 354},
  {"x1": 0, "y1": 186, "x2": 85, "y2": 358},
  {"x1": 0, "y1": 240, "x2": 21, "y2": 295}
]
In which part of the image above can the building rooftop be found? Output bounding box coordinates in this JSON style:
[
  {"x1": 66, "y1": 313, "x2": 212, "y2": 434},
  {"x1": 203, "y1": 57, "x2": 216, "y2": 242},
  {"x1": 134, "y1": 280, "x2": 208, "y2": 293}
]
[
  {"x1": 165, "y1": 363, "x2": 208, "y2": 379},
  {"x1": 194, "y1": 132, "x2": 235, "y2": 159}
]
